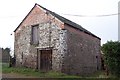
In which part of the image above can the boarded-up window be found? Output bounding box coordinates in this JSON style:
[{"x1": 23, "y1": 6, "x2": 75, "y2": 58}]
[{"x1": 31, "y1": 25, "x2": 39, "y2": 45}]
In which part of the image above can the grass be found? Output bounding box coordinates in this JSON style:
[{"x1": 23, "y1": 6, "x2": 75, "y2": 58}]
[
  {"x1": 0, "y1": 62, "x2": 2, "y2": 72},
  {"x1": 88, "y1": 70, "x2": 107, "y2": 78},
  {"x1": 2, "y1": 63, "x2": 44, "y2": 77},
  {"x1": 2, "y1": 63, "x2": 120, "y2": 79},
  {"x1": 2, "y1": 63, "x2": 81, "y2": 78}
]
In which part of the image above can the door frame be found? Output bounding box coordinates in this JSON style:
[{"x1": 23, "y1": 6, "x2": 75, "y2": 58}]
[{"x1": 37, "y1": 48, "x2": 53, "y2": 71}]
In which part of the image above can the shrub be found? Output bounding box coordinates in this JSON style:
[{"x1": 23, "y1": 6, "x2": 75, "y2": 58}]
[{"x1": 102, "y1": 41, "x2": 120, "y2": 76}]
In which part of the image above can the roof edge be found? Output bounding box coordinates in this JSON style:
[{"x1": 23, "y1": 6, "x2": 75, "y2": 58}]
[
  {"x1": 65, "y1": 23, "x2": 101, "y2": 40},
  {"x1": 14, "y1": 3, "x2": 101, "y2": 40},
  {"x1": 14, "y1": 3, "x2": 37, "y2": 32}
]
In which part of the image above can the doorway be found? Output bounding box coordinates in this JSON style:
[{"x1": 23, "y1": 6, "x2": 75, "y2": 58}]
[{"x1": 38, "y1": 50, "x2": 52, "y2": 71}]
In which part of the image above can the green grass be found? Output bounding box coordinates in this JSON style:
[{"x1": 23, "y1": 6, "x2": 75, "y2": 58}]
[
  {"x1": 2, "y1": 63, "x2": 44, "y2": 77},
  {"x1": 2, "y1": 66, "x2": 80, "y2": 78},
  {"x1": 2, "y1": 63, "x2": 81, "y2": 78},
  {"x1": 2, "y1": 63, "x2": 120, "y2": 79},
  {"x1": 88, "y1": 70, "x2": 120, "y2": 79}
]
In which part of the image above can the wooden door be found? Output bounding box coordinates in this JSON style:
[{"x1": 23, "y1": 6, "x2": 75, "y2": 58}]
[{"x1": 40, "y1": 50, "x2": 52, "y2": 71}]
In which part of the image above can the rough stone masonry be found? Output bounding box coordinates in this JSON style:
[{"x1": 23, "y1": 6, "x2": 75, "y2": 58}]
[
  {"x1": 14, "y1": 3, "x2": 101, "y2": 76},
  {"x1": 15, "y1": 22, "x2": 67, "y2": 72}
]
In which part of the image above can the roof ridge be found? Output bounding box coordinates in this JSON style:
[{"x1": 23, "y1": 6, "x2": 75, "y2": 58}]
[{"x1": 35, "y1": 3, "x2": 100, "y2": 39}]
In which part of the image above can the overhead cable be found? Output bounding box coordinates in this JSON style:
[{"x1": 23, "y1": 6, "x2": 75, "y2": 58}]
[{"x1": 61, "y1": 13, "x2": 119, "y2": 17}]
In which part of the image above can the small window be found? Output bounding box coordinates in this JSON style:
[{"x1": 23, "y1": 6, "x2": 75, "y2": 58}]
[{"x1": 31, "y1": 25, "x2": 39, "y2": 45}]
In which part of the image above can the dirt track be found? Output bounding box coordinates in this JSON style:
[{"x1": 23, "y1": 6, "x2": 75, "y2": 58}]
[{"x1": 2, "y1": 73, "x2": 38, "y2": 78}]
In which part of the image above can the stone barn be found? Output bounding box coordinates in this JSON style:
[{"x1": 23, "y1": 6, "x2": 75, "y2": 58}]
[{"x1": 14, "y1": 3, "x2": 101, "y2": 75}]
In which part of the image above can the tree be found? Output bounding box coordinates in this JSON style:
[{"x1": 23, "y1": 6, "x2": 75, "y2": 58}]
[
  {"x1": 2, "y1": 47, "x2": 11, "y2": 63},
  {"x1": 101, "y1": 41, "x2": 120, "y2": 76}
]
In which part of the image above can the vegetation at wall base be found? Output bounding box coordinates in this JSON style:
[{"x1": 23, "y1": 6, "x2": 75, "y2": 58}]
[
  {"x1": 2, "y1": 63, "x2": 120, "y2": 79},
  {"x1": 2, "y1": 63, "x2": 81, "y2": 78}
]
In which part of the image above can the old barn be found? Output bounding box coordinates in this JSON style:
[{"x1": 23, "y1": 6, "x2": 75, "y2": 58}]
[{"x1": 14, "y1": 3, "x2": 101, "y2": 75}]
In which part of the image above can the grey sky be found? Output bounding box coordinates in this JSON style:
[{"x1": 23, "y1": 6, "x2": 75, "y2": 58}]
[{"x1": 0, "y1": 0, "x2": 119, "y2": 50}]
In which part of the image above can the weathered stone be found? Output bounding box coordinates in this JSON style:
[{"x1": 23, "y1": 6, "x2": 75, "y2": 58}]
[{"x1": 14, "y1": 4, "x2": 101, "y2": 76}]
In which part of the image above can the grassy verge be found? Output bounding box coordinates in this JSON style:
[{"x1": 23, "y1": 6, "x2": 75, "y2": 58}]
[
  {"x1": 2, "y1": 63, "x2": 119, "y2": 79},
  {"x1": 2, "y1": 63, "x2": 80, "y2": 78}
]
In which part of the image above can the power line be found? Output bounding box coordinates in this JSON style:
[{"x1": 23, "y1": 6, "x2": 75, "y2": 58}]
[
  {"x1": 61, "y1": 13, "x2": 120, "y2": 17},
  {"x1": 0, "y1": 13, "x2": 119, "y2": 19}
]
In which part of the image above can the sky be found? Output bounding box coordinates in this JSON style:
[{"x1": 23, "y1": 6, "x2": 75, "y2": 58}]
[{"x1": 0, "y1": 0, "x2": 119, "y2": 50}]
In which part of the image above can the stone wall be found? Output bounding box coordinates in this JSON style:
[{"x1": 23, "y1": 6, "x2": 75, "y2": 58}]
[
  {"x1": 14, "y1": 5, "x2": 66, "y2": 71},
  {"x1": 62, "y1": 24, "x2": 101, "y2": 76},
  {"x1": 14, "y1": 22, "x2": 67, "y2": 71},
  {"x1": 14, "y1": 4, "x2": 101, "y2": 75},
  {"x1": 37, "y1": 23, "x2": 67, "y2": 71},
  {"x1": 14, "y1": 25, "x2": 33, "y2": 68}
]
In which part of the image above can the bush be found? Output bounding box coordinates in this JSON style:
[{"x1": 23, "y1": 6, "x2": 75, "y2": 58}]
[{"x1": 102, "y1": 41, "x2": 120, "y2": 76}]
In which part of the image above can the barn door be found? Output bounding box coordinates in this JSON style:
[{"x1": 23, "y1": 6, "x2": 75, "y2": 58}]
[{"x1": 40, "y1": 50, "x2": 52, "y2": 71}]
